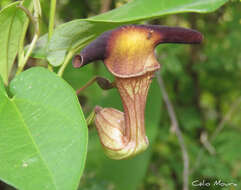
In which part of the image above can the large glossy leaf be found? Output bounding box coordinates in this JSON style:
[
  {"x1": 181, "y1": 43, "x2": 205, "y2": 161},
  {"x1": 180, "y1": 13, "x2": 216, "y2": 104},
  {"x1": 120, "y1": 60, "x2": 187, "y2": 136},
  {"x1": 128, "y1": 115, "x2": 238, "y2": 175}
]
[
  {"x1": 0, "y1": 0, "x2": 31, "y2": 84},
  {"x1": 43, "y1": 0, "x2": 228, "y2": 66},
  {"x1": 0, "y1": 67, "x2": 88, "y2": 190},
  {"x1": 91, "y1": 0, "x2": 228, "y2": 21}
]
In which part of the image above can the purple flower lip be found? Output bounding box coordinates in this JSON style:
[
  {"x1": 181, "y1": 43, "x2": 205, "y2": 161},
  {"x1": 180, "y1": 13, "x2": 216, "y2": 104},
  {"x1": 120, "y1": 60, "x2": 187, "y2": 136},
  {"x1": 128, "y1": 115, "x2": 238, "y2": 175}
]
[{"x1": 73, "y1": 25, "x2": 203, "y2": 76}]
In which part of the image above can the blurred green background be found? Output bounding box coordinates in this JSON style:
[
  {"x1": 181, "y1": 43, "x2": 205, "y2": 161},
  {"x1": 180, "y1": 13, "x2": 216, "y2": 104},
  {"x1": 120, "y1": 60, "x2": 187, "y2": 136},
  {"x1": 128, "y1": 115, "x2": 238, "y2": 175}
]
[{"x1": 1, "y1": 0, "x2": 240, "y2": 190}]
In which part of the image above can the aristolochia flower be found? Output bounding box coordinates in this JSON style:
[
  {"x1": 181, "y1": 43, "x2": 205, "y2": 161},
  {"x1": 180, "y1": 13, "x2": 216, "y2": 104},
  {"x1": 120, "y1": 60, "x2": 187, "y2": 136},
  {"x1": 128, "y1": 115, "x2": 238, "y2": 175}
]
[{"x1": 73, "y1": 25, "x2": 203, "y2": 159}]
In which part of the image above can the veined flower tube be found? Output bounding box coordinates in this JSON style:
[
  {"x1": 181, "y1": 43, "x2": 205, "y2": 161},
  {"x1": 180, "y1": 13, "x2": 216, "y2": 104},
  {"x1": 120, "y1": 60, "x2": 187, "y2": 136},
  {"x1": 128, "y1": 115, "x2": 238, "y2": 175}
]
[{"x1": 73, "y1": 25, "x2": 203, "y2": 159}]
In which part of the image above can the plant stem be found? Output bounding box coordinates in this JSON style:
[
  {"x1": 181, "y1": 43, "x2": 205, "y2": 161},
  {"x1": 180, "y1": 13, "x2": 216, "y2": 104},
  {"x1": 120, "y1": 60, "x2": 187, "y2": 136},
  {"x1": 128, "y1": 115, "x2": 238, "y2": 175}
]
[
  {"x1": 76, "y1": 76, "x2": 98, "y2": 95},
  {"x1": 17, "y1": 2, "x2": 40, "y2": 74},
  {"x1": 47, "y1": 0, "x2": 56, "y2": 71},
  {"x1": 56, "y1": 37, "x2": 95, "y2": 77},
  {"x1": 57, "y1": 51, "x2": 74, "y2": 77},
  {"x1": 17, "y1": 3, "x2": 32, "y2": 68},
  {"x1": 17, "y1": 34, "x2": 39, "y2": 74},
  {"x1": 48, "y1": 0, "x2": 56, "y2": 41},
  {"x1": 76, "y1": 76, "x2": 115, "y2": 95}
]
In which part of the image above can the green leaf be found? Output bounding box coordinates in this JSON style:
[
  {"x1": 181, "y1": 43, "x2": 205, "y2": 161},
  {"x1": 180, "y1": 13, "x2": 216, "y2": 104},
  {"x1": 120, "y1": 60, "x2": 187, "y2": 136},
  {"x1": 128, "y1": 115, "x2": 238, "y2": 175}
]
[
  {"x1": 47, "y1": 22, "x2": 119, "y2": 66},
  {"x1": 42, "y1": 0, "x2": 228, "y2": 66},
  {"x1": 215, "y1": 129, "x2": 241, "y2": 162},
  {"x1": 0, "y1": 0, "x2": 31, "y2": 84},
  {"x1": 0, "y1": 67, "x2": 88, "y2": 190},
  {"x1": 91, "y1": 0, "x2": 228, "y2": 22}
]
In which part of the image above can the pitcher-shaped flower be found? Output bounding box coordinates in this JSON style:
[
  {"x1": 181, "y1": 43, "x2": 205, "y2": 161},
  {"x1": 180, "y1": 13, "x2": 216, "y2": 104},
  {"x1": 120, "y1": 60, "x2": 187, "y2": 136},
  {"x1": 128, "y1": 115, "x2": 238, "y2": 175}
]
[{"x1": 73, "y1": 25, "x2": 203, "y2": 159}]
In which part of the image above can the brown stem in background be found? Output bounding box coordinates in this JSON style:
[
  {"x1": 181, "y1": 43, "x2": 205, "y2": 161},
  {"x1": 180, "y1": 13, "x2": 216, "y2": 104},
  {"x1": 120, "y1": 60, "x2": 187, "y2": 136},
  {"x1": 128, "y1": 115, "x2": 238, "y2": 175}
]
[
  {"x1": 76, "y1": 77, "x2": 98, "y2": 95},
  {"x1": 100, "y1": 0, "x2": 112, "y2": 13},
  {"x1": 156, "y1": 71, "x2": 189, "y2": 190}
]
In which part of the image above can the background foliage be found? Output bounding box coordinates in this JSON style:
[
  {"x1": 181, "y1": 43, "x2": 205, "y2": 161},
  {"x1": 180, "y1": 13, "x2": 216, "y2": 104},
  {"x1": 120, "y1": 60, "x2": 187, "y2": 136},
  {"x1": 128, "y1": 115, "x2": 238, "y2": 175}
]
[{"x1": 0, "y1": 0, "x2": 240, "y2": 190}]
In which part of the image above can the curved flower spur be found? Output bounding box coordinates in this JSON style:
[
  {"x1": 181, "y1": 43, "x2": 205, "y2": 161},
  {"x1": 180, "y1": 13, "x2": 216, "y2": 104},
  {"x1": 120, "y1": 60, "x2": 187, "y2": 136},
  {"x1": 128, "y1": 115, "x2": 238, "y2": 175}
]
[{"x1": 73, "y1": 25, "x2": 203, "y2": 160}]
